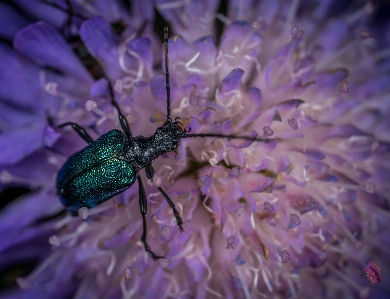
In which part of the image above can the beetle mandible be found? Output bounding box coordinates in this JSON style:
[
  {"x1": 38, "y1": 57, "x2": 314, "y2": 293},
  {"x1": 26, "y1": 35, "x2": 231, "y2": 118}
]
[{"x1": 57, "y1": 27, "x2": 268, "y2": 260}]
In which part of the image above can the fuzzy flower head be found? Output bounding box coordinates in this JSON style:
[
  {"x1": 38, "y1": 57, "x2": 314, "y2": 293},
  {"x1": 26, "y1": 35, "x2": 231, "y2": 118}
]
[{"x1": 0, "y1": 1, "x2": 389, "y2": 299}]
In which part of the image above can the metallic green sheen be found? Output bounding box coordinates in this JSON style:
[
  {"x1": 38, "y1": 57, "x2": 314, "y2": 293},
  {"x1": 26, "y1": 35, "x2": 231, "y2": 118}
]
[{"x1": 57, "y1": 130, "x2": 136, "y2": 212}]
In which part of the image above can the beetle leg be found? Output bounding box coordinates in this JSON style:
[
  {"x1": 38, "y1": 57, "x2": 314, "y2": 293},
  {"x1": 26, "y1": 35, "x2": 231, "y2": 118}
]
[
  {"x1": 145, "y1": 164, "x2": 155, "y2": 181},
  {"x1": 145, "y1": 165, "x2": 184, "y2": 232},
  {"x1": 137, "y1": 175, "x2": 163, "y2": 260},
  {"x1": 58, "y1": 122, "x2": 94, "y2": 144},
  {"x1": 107, "y1": 81, "x2": 133, "y2": 140},
  {"x1": 156, "y1": 186, "x2": 184, "y2": 232}
]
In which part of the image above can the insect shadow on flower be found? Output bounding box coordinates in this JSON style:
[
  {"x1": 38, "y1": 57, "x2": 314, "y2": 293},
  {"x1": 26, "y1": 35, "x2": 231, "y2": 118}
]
[{"x1": 56, "y1": 27, "x2": 270, "y2": 260}]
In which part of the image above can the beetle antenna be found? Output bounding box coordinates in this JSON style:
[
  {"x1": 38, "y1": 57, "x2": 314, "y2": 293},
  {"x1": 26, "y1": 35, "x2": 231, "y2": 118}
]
[
  {"x1": 164, "y1": 26, "x2": 172, "y2": 123},
  {"x1": 184, "y1": 133, "x2": 270, "y2": 143}
]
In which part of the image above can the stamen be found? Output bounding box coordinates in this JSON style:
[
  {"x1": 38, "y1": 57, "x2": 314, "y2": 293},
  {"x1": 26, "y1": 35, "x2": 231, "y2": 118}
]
[
  {"x1": 264, "y1": 202, "x2": 274, "y2": 212},
  {"x1": 124, "y1": 267, "x2": 132, "y2": 279},
  {"x1": 371, "y1": 141, "x2": 379, "y2": 152},
  {"x1": 114, "y1": 79, "x2": 123, "y2": 93},
  {"x1": 365, "y1": 261, "x2": 382, "y2": 284},
  {"x1": 279, "y1": 250, "x2": 290, "y2": 263},
  {"x1": 48, "y1": 222, "x2": 88, "y2": 247},
  {"x1": 44, "y1": 82, "x2": 58, "y2": 95},
  {"x1": 161, "y1": 225, "x2": 171, "y2": 240},
  {"x1": 327, "y1": 264, "x2": 370, "y2": 298},
  {"x1": 365, "y1": 182, "x2": 375, "y2": 194},
  {"x1": 78, "y1": 204, "x2": 111, "y2": 219},
  {"x1": 198, "y1": 255, "x2": 223, "y2": 298},
  {"x1": 329, "y1": 182, "x2": 376, "y2": 194},
  {"x1": 251, "y1": 19, "x2": 263, "y2": 31},
  {"x1": 226, "y1": 235, "x2": 235, "y2": 249},
  {"x1": 288, "y1": 118, "x2": 299, "y2": 130},
  {"x1": 306, "y1": 241, "x2": 328, "y2": 260},
  {"x1": 263, "y1": 126, "x2": 274, "y2": 137},
  {"x1": 334, "y1": 217, "x2": 363, "y2": 250},
  {"x1": 306, "y1": 163, "x2": 330, "y2": 174},
  {"x1": 291, "y1": 25, "x2": 304, "y2": 40},
  {"x1": 0, "y1": 170, "x2": 36, "y2": 185},
  {"x1": 84, "y1": 100, "x2": 106, "y2": 117},
  {"x1": 95, "y1": 250, "x2": 116, "y2": 275},
  {"x1": 359, "y1": 30, "x2": 371, "y2": 39},
  {"x1": 340, "y1": 80, "x2": 349, "y2": 93},
  {"x1": 289, "y1": 214, "x2": 301, "y2": 226},
  {"x1": 159, "y1": 258, "x2": 171, "y2": 268}
]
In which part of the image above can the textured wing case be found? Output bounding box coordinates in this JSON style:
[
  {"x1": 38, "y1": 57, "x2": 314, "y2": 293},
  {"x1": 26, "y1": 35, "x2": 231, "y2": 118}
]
[{"x1": 57, "y1": 130, "x2": 136, "y2": 211}]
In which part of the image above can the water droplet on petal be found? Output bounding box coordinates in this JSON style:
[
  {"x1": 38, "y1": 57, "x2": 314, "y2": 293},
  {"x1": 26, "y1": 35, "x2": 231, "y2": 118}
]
[
  {"x1": 263, "y1": 126, "x2": 274, "y2": 136},
  {"x1": 279, "y1": 250, "x2": 290, "y2": 263},
  {"x1": 159, "y1": 258, "x2": 171, "y2": 268},
  {"x1": 288, "y1": 118, "x2": 298, "y2": 130},
  {"x1": 264, "y1": 202, "x2": 274, "y2": 212},
  {"x1": 365, "y1": 261, "x2": 382, "y2": 284},
  {"x1": 365, "y1": 182, "x2": 375, "y2": 194},
  {"x1": 340, "y1": 80, "x2": 349, "y2": 93},
  {"x1": 226, "y1": 235, "x2": 235, "y2": 249},
  {"x1": 289, "y1": 214, "x2": 301, "y2": 226},
  {"x1": 85, "y1": 100, "x2": 97, "y2": 111},
  {"x1": 291, "y1": 25, "x2": 304, "y2": 39},
  {"x1": 124, "y1": 267, "x2": 132, "y2": 279},
  {"x1": 370, "y1": 141, "x2": 379, "y2": 152}
]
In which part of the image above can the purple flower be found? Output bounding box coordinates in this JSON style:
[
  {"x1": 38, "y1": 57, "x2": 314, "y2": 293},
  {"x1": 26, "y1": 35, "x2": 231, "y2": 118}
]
[{"x1": 1, "y1": 1, "x2": 390, "y2": 298}]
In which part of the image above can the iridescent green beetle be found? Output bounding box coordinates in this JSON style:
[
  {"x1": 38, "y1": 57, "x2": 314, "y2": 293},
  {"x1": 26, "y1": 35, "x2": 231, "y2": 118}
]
[{"x1": 57, "y1": 27, "x2": 267, "y2": 260}]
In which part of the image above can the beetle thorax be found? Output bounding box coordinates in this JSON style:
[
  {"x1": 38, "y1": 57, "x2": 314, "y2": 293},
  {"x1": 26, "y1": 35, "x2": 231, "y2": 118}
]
[{"x1": 123, "y1": 122, "x2": 185, "y2": 170}]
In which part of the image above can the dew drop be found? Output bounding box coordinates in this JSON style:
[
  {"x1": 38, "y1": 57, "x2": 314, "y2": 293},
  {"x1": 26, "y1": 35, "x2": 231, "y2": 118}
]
[
  {"x1": 124, "y1": 267, "x2": 132, "y2": 279},
  {"x1": 263, "y1": 126, "x2": 274, "y2": 136},
  {"x1": 370, "y1": 141, "x2": 379, "y2": 152},
  {"x1": 288, "y1": 118, "x2": 298, "y2": 130},
  {"x1": 340, "y1": 80, "x2": 349, "y2": 93},
  {"x1": 159, "y1": 258, "x2": 171, "y2": 268},
  {"x1": 85, "y1": 100, "x2": 97, "y2": 111},
  {"x1": 279, "y1": 250, "x2": 290, "y2": 263},
  {"x1": 44, "y1": 82, "x2": 58, "y2": 95},
  {"x1": 264, "y1": 201, "x2": 274, "y2": 212},
  {"x1": 226, "y1": 235, "x2": 235, "y2": 249},
  {"x1": 291, "y1": 25, "x2": 304, "y2": 39},
  {"x1": 365, "y1": 182, "x2": 375, "y2": 194},
  {"x1": 289, "y1": 214, "x2": 301, "y2": 226},
  {"x1": 78, "y1": 207, "x2": 89, "y2": 219}
]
